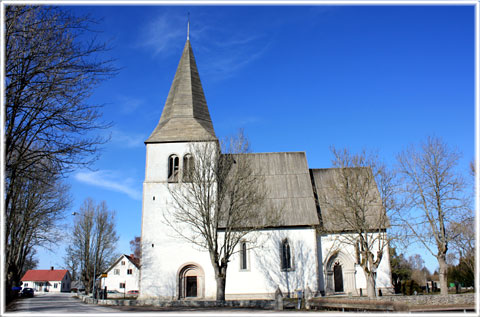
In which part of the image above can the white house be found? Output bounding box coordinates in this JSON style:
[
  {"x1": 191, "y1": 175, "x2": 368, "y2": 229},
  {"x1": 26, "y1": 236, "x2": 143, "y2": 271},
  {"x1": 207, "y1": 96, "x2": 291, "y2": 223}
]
[
  {"x1": 139, "y1": 36, "x2": 393, "y2": 300},
  {"x1": 102, "y1": 254, "x2": 140, "y2": 293},
  {"x1": 21, "y1": 268, "x2": 71, "y2": 293}
]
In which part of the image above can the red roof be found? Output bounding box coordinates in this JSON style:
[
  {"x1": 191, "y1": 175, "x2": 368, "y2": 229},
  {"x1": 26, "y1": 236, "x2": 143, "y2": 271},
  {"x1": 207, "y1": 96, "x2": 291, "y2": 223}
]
[
  {"x1": 125, "y1": 254, "x2": 140, "y2": 268},
  {"x1": 21, "y1": 269, "x2": 69, "y2": 282}
]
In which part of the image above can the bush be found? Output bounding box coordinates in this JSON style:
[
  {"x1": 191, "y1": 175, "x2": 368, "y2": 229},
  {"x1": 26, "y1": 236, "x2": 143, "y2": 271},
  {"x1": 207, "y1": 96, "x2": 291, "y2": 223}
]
[{"x1": 400, "y1": 280, "x2": 422, "y2": 295}]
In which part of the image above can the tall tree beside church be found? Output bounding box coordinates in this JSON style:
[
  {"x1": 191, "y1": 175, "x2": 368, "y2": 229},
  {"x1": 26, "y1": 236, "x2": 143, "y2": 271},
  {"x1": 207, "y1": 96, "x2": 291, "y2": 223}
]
[
  {"x1": 448, "y1": 159, "x2": 475, "y2": 282},
  {"x1": 66, "y1": 198, "x2": 119, "y2": 294},
  {"x1": 396, "y1": 136, "x2": 469, "y2": 295},
  {"x1": 130, "y1": 236, "x2": 141, "y2": 259},
  {"x1": 164, "y1": 131, "x2": 272, "y2": 301},
  {"x1": 4, "y1": 5, "x2": 115, "y2": 299},
  {"x1": 319, "y1": 147, "x2": 395, "y2": 298}
]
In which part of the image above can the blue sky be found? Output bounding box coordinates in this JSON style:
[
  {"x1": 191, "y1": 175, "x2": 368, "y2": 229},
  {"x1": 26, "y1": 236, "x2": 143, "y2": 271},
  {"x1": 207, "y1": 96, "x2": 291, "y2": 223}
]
[{"x1": 37, "y1": 4, "x2": 474, "y2": 274}]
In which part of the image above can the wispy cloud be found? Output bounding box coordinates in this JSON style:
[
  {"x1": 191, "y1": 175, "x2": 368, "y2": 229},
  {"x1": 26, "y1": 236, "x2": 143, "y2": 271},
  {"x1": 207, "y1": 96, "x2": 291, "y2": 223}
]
[
  {"x1": 138, "y1": 13, "x2": 184, "y2": 56},
  {"x1": 202, "y1": 40, "x2": 271, "y2": 81},
  {"x1": 117, "y1": 95, "x2": 144, "y2": 114},
  {"x1": 109, "y1": 129, "x2": 146, "y2": 148},
  {"x1": 137, "y1": 12, "x2": 271, "y2": 80},
  {"x1": 74, "y1": 170, "x2": 142, "y2": 201}
]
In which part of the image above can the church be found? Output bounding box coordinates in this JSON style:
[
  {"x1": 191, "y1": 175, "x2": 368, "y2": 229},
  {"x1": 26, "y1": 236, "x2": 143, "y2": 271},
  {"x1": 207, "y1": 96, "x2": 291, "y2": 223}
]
[{"x1": 139, "y1": 35, "x2": 393, "y2": 300}]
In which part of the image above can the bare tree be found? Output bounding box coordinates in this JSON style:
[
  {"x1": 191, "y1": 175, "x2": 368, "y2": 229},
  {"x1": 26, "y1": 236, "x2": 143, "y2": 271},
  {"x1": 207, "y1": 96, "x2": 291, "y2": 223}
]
[
  {"x1": 319, "y1": 147, "x2": 393, "y2": 298},
  {"x1": 129, "y1": 236, "x2": 141, "y2": 260},
  {"x1": 408, "y1": 254, "x2": 429, "y2": 287},
  {"x1": 396, "y1": 136, "x2": 469, "y2": 295},
  {"x1": 407, "y1": 254, "x2": 425, "y2": 271},
  {"x1": 66, "y1": 198, "x2": 119, "y2": 294},
  {"x1": 5, "y1": 164, "x2": 70, "y2": 293},
  {"x1": 448, "y1": 159, "x2": 476, "y2": 277},
  {"x1": 5, "y1": 5, "x2": 116, "y2": 299},
  {"x1": 63, "y1": 245, "x2": 80, "y2": 282},
  {"x1": 164, "y1": 132, "x2": 272, "y2": 300},
  {"x1": 448, "y1": 213, "x2": 475, "y2": 276}
]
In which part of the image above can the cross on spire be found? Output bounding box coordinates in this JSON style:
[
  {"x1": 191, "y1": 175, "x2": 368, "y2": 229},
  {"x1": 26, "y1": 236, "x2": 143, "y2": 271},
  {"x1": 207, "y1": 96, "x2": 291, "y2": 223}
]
[{"x1": 187, "y1": 13, "x2": 190, "y2": 40}]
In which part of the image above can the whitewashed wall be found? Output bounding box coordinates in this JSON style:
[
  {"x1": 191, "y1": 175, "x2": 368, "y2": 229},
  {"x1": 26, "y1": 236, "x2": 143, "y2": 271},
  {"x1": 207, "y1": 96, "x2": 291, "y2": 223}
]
[
  {"x1": 320, "y1": 232, "x2": 393, "y2": 295},
  {"x1": 102, "y1": 256, "x2": 140, "y2": 293},
  {"x1": 140, "y1": 142, "x2": 217, "y2": 299},
  {"x1": 225, "y1": 228, "x2": 321, "y2": 299},
  {"x1": 23, "y1": 274, "x2": 71, "y2": 293},
  {"x1": 140, "y1": 142, "x2": 393, "y2": 299}
]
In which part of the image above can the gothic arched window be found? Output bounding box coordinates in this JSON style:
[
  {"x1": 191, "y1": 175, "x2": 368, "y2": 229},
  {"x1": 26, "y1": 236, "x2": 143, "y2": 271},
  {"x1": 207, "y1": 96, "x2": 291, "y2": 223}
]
[
  {"x1": 168, "y1": 155, "x2": 179, "y2": 182},
  {"x1": 240, "y1": 241, "x2": 248, "y2": 270},
  {"x1": 183, "y1": 154, "x2": 194, "y2": 182},
  {"x1": 281, "y1": 239, "x2": 292, "y2": 271}
]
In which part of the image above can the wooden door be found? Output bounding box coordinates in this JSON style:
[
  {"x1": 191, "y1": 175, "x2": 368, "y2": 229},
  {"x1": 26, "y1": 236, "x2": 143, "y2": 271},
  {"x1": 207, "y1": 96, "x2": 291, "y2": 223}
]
[
  {"x1": 186, "y1": 276, "x2": 197, "y2": 297},
  {"x1": 334, "y1": 263, "x2": 344, "y2": 292}
]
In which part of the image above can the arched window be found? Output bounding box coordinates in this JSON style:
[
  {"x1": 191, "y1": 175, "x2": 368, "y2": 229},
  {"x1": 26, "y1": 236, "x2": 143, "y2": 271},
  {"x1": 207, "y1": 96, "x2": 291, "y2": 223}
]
[
  {"x1": 183, "y1": 154, "x2": 194, "y2": 182},
  {"x1": 240, "y1": 241, "x2": 248, "y2": 270},
  {"x1": 168, "y1": 155, "x2": 179, "y2": 182},
  {"x1": 281, "y1": 239, "x2": 292, "y2": 271}
]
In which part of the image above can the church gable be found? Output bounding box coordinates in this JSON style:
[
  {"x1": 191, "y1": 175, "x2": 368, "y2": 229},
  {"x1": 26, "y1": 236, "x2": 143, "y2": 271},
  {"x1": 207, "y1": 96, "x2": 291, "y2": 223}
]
[{"x1": 310, "y1": 168, "x2": 389, "y2": 232}]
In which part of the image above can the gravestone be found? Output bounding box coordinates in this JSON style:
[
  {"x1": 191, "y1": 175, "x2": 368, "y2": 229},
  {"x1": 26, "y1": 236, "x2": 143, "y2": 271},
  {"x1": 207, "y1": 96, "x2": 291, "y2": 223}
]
[{"x1": 274, "y1": 287, "x2": 283, "y2": 311}]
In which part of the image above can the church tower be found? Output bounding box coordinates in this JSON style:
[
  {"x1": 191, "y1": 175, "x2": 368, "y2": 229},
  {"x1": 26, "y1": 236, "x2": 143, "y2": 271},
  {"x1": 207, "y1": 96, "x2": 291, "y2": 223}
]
[{"x1": 140, "y1": 37, "x2": 218, "y2": 299}]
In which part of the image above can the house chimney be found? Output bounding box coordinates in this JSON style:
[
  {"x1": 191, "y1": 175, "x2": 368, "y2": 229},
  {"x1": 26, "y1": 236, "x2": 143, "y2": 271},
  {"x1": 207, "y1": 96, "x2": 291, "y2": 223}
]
[
  {"x1": 130, "y1": 254, "x2": 134, "y2": 259},
  {"x1": 51, "y1": 266, "x2": 54, "y2": 270}
]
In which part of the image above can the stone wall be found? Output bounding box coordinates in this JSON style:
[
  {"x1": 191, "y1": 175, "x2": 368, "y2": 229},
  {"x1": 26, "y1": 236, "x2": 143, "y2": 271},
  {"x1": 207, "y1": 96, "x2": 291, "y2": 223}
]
[
  {"x1": 76, "y1": 294, "x2": 275, "y2": 309},
  {"x1": 75, "y1": 293, "x2": 475, "y2": 311},
  {"x1": 331, "y1": 293, "x2": 475, "y2": 306},
  {"x1": 376, "y1": 293, "x2": 475, "y2": 306}
]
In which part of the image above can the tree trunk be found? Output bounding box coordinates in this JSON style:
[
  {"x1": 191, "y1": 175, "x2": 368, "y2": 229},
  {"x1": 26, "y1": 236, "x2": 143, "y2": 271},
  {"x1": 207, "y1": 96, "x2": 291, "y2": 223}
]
[
  {"x1": 365, "y1": 272, "x2": 377, "y2": 298},
  {"x1": 438, "y1": 254, "x2": 448, "y2": 295},
  {"x1": 215, "y1": 270, "x2": 227, "y2": 301}
]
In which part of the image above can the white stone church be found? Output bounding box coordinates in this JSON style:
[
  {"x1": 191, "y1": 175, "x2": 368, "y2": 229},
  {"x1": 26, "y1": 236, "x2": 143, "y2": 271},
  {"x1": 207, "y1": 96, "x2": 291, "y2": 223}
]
[{"x1": 139, "y1": 37, "x2": 393, "y2": 300}]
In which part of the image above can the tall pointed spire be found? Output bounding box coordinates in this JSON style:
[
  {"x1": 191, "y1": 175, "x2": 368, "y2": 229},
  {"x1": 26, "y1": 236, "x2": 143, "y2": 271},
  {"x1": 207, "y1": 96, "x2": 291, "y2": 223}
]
[{"x1": 145, "y1": 38, "x2": 217, "y2": 143}]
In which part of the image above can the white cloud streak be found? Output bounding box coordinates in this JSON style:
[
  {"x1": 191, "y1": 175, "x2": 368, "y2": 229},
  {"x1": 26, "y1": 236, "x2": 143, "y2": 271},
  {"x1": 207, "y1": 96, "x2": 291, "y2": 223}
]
[
  {"x1": 137, "y1": 12, "x2": 271, "y2": 80},
  {"x1": 138, "y1": 13, "x2": 184, "y2": 56},
  {"x1": 74, "y1": 170, "x2": 142, "y2": 201},
  {"x1": 110, "y1": 129, "x2": 146, "y2": 148},
  {"x1": 117, "y1": 95, "x2": 144, "y2": 114}
]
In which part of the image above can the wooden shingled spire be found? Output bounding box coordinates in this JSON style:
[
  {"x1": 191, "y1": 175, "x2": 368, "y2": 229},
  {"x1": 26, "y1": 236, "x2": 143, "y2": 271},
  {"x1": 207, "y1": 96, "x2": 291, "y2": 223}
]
[{"x1": 145, "y1": 38, "x2": 217, "y2": 143}]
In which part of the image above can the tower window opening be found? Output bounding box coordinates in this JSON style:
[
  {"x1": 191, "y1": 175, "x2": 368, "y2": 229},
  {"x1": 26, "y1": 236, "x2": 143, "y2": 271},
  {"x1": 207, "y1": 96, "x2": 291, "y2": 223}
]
[
  {"x1": 168, "y1": 155, "x2": 179, "y2": 182},
  {"x1": 183, "y1": 154, "x2": 194, "y2": 182}
]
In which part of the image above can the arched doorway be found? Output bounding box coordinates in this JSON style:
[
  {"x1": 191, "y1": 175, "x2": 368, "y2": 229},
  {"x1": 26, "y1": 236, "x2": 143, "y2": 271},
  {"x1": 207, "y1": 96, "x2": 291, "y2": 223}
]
[
  {"x1": 326, "y1": 251, "x2": 356, "y2": 295},
  {"x1": 177, "y1": 263, "x2": 205, "y2": 299},
  {"x1": 333, "y1": 262, "x2": 344, "y2": 292}
]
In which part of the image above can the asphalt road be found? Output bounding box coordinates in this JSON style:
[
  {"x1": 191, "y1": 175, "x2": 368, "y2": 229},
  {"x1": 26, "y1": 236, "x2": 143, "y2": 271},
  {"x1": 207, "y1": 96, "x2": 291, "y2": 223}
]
[
  {"x1": 5, "y1": 292, "x2": 284, "y2": 314},
  {"x1": 6, "y1": 292, "x2": 122, "y2": 314}
]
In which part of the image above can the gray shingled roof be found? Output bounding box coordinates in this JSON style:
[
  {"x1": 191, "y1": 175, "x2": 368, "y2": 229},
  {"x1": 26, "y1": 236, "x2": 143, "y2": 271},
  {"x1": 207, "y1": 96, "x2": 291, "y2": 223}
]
[
  {"x1": 146, "y1": 40, "x2": 217, "y2": 143},
  {"x1": 222, "y1": 153, "x2": 388, "y2": 231},
  {"x1": 237, "y1": 152, "x2": 320, "y2": 227},
  {"x1": 310, "y1": 168, "x2": 389, "y2": 232}
]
